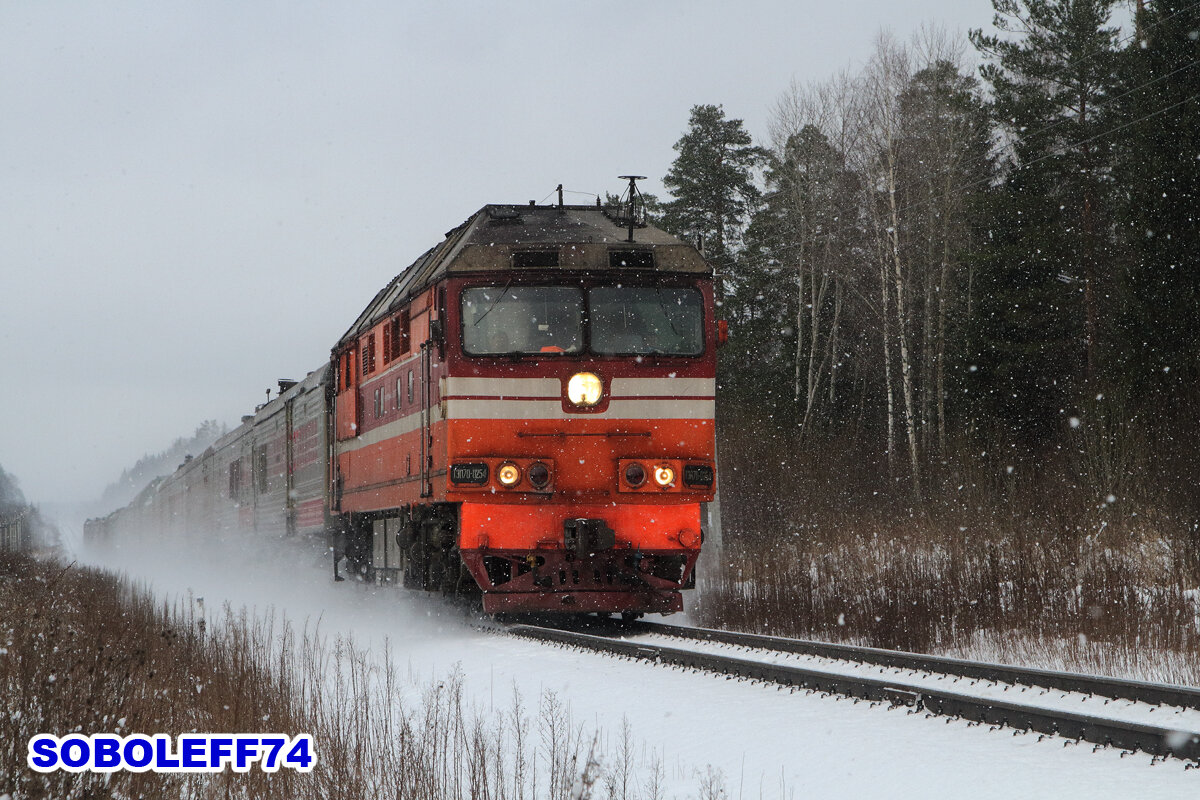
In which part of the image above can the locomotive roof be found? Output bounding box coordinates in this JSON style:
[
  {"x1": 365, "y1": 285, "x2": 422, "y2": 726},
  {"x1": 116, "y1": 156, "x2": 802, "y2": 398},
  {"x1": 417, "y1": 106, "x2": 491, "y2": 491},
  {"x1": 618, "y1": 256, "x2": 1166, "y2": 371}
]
[{"x1": 337, "y1": 203, "x2": 710, "y2": 347}]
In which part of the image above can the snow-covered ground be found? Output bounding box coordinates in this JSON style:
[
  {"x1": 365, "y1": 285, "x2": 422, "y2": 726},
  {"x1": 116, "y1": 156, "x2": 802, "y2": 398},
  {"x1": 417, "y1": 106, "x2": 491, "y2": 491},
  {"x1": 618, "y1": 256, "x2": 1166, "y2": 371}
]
[{"x1": 76, "y1": 532, "x2": 1199, "y2": 798}]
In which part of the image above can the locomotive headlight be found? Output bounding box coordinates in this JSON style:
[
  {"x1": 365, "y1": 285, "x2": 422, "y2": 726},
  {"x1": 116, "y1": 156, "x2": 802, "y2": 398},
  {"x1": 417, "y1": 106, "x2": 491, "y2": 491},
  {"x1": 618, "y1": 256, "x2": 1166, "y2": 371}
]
[
  {"x1": 497, "y1": 462, "x2": 522, "y2": 487},
  {"x1": 567, "y1": 372, "x2": 603, "y2": 407},
  {"x1": 653, "y1": 466, "x2": 676, "y2": 487}
]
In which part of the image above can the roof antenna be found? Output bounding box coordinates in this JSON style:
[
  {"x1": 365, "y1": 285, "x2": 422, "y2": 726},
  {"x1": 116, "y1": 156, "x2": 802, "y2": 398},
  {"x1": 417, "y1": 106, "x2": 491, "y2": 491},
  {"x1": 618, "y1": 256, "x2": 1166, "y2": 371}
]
[
  {"x1": 617, "y1": 175, "x2": 646, "y2": 243},
  {"x1": 557, "y1": 184, "x2": 564, "y2": 210}
]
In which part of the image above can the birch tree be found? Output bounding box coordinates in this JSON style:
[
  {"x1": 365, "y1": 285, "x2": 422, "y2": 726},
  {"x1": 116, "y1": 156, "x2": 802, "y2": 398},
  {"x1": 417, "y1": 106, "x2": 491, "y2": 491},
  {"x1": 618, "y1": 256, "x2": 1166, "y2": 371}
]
[
  {"x1": 895, "y1": 51, "x2": 993, "y2": 457},
  {"x1": 859, "y1": 35, "x2": 924, "y2": 502}
]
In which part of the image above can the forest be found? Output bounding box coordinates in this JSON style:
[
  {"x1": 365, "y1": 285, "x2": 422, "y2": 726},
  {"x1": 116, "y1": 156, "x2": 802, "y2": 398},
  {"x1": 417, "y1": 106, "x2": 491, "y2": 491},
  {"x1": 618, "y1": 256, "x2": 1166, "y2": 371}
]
[{"x1": 651, "y1": 0, "x2": 1200, "y2": 673}]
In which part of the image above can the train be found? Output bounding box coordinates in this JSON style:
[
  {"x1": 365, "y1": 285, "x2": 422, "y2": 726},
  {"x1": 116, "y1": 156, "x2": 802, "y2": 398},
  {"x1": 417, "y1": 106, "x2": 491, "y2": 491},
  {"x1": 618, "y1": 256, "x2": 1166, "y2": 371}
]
[{"x1": 87, "y1": 188, "x2": 720, "y2": 615}]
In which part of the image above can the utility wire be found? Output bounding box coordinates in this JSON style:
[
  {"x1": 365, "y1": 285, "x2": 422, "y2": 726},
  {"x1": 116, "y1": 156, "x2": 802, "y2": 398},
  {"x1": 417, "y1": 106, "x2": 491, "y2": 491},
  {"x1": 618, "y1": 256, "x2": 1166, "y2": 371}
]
[
  {"x1": 536, "y1": 188, "x2": 620, "y2": 205},
  {"x1": 792, "y1": 2, "x2": 1200, "y2": 236},
  {"x1": 926, "y1": 0, "x2": 1200, "y2": 186},
  {"x1": 914, "y1": 54, "x2": 1200, "y2": 202},
  {"x1": 974, "y1": 0, "x2": 1200, "y2": 88},
  {"x1": 900, "y1": 88, "x2": 1200, "y2": 230}
]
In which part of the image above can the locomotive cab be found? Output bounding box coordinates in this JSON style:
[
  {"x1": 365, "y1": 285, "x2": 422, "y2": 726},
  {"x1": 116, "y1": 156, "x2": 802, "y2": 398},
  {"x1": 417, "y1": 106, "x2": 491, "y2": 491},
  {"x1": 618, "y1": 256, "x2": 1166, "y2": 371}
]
[{"x1": 445, "y1": 270, "x2": 717, "y2": 613}]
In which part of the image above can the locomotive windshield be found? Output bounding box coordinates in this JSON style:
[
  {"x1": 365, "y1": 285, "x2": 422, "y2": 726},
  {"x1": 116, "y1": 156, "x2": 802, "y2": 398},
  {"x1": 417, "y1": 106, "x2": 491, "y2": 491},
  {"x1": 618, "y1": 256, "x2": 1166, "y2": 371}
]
[
  {"x1": 461, "y1": 285, "x2": 704, "y2": 357},
  {"x1": 590, "y1": 287, "x2": 704, "y2": 356},
  {"x1": 462, "y1": 286, "x2": 585, "y2": 355}
]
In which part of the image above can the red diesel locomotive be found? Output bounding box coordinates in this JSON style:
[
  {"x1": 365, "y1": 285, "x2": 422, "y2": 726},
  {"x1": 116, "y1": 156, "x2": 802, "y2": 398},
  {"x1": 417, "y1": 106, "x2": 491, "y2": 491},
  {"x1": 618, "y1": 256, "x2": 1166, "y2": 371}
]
[{"x1": 91, "y1": 195, "x2": 719, "y2": 615}]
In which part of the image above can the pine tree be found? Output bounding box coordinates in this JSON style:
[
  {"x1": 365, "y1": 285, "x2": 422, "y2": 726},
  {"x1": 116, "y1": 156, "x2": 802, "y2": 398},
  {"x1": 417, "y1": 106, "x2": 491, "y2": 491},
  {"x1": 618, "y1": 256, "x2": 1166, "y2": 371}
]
[
  {"x1": 1111, "y1": 2, "x2": 1200, "y2": 406},
  {"x1": 970, "y1": 0, "x2": 1121, "y2": 430},
  {"x1": 0, "y1": 465, "x2": 25, "y2": 510},
  {"x1": 661, "y1": 104, "x2": 765, "y2": 302}
]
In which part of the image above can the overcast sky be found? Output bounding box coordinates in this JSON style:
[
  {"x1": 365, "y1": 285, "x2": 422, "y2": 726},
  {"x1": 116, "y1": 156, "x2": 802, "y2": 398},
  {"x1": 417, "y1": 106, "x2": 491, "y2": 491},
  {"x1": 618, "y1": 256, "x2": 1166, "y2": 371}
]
[{"x1": 0, "y1": 1, "x2": 1009, "y2": 505}]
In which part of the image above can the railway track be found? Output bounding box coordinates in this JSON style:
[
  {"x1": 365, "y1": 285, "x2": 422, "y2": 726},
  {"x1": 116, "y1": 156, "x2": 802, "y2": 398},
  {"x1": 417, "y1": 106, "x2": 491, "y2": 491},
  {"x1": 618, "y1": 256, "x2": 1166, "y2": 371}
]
[{"x1": 503, "y1": 619, "x2": 1200, "y2": 763}]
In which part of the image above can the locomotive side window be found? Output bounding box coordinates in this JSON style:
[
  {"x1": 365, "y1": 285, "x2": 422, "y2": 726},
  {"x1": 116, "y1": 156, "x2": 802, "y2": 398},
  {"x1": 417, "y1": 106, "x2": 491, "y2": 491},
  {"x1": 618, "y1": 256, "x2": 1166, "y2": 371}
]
[
  {"x1": 229, "y1": 459, "x2": 242, "y2": 500},
  {"x1": 339, "y1": 350, "x2": 357, "y2": 392},
  {"x1": 590, "y1": 287, "x2": 704, "y2": 356},
  {"x1": 384, "y1": 312, "x2": 410, "y2": 361},
  {"x1": 254, "y1": 446, "x2": 268, "y2": 493},
  {"x1": 461, "y1": 286, "x2": 584, "y2": 355}
]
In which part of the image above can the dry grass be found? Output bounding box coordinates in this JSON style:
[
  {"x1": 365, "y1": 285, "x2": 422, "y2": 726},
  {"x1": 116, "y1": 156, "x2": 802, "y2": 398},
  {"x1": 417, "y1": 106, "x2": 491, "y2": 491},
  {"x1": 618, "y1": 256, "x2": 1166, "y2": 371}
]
[
  {"x1": 697, "y1": 421, "x2": 1200, "y2": 686},
  {"x1": 0, "y1": 552, "x2": 309, "y2": 799},
  {"x1": 696, "y1": 525, "x2": 1200, "y2": 684},
  {"x1": 1, "y1": 551, "x2": 711, "y2": 800}
]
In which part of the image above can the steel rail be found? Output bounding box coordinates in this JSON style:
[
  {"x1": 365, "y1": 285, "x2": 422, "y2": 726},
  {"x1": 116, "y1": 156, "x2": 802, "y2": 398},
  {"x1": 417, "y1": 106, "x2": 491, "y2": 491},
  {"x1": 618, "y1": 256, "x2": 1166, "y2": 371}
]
[
  {"x1": 636, "y1": 621, "x2": 1200, "y2": 711},
  {"x1": 506, "y1": 623, "x2": 1200, "y2": 763}
]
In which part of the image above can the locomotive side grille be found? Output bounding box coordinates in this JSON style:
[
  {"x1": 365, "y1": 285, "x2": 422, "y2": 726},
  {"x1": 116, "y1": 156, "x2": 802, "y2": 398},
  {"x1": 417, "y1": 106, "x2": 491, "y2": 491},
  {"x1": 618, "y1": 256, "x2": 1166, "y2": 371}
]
[
  {"x1": 361, "y1": 332, "x2": 377, "y2": 376},
  {"x1": 512, "y1": 249, "x2": 560, "y2": 268},
  {"x1": 608, "y1": 249, "x2": 654, "y2": 269}
]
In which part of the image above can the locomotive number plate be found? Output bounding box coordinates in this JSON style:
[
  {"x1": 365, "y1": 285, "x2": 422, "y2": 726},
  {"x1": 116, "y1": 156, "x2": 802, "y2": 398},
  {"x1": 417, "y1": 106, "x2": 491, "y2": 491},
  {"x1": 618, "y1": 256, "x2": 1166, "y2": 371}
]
[
  {"x1": 451, "y1": 463, "x2": 490, "y2": 485},
  {"x1": 683, "y1": 464, "x2": 714, "y2": 487}
]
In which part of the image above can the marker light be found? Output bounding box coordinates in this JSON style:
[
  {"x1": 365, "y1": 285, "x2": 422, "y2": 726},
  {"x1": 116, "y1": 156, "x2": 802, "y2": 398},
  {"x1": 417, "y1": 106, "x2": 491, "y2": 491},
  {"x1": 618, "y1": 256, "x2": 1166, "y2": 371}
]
[
  {"x1": 624, "y1": 462, "x2": 646, "y2": 488},
  {"x1": 497, "y1": 462, "x2": 522, "y2": 487},
  {"x1": 567, "y1": 372, "x2": 603, "y2": 407},
  {"x1": 653, "y1": 466, "x2": 675, "y2": 487},
  {"x1": 527, "y1": 462, "x2": 550, "y2": 489}
]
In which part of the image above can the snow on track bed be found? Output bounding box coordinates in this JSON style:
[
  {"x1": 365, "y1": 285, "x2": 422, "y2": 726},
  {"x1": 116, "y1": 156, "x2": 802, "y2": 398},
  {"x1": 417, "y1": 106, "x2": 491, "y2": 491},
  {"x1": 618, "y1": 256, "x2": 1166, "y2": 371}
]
[
  {"x1": 631, "y1": 629, "x2": 1200, "y2": 734},
  {"x1": 640, "y1": 621, "x2": 1200, "y2": 710},
  {"x1": 507, "y1": 621, "x2": 1200, "y2": 762}
]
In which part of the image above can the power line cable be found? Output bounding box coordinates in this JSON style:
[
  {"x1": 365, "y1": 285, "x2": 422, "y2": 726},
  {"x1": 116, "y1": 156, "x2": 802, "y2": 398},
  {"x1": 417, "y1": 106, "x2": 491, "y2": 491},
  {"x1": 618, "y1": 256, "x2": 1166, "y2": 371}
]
[
  {"x1": 973, "y1": 0, "x2": 1200, "y2": 87},
  {"x1": 934, "y1": 0, "x2": 1200, "y2": 182}
]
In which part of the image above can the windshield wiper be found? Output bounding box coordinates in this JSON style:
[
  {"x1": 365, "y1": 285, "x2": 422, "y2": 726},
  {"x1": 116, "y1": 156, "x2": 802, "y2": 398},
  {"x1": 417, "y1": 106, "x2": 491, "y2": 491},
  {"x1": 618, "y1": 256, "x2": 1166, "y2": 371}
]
[
  {"x1": 473, "y1": 278, "x2": 513, "y2": 326},
  {"x1": 655, "y1": 285, "x2": 683, "y2": 338}
]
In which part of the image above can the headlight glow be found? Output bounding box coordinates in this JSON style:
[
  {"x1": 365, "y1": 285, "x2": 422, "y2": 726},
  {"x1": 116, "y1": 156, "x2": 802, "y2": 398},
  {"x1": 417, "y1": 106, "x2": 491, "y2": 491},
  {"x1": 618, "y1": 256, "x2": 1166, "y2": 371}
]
[
  {"x1": 653, "y1": 466, "x2": 675, "y2": 487},
  {"x1": 567, "y1": 372, "x2": 603, "y2": 407},
  {"x1": 497, "y1": 462, "x2": 522, "y2": 487}
]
